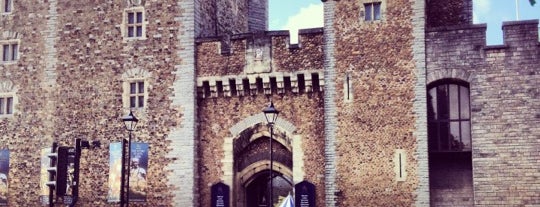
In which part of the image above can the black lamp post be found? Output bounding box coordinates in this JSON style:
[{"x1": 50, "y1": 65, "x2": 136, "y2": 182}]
[
  {"x1": 263, "y1": 102, "x2": 279, "y2": 207},
  {"x1": 121, "y1": 111, "x2": 138, "y2": 207}
]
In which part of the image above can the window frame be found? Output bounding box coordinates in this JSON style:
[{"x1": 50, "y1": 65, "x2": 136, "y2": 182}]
[
  {"x1": 0, "y1": 94, "x2": 15, "y2": 117},
  {"x1": 1, "y1": 41, "x2": 19, "y2": 63},
  {"x1": 129, "y1": 81, "x2": 145, "y2": 108},
  {"x1": 427, "y1": 79, "x2": 472, "y2": 153},
  {"x1": 123, "y1": 79, "x2": 148, "y2": 110},
  {"x1": 364, "y1": 1, "x2": 382, "y2": 22},
  {"x1": 1, "y1": 0, "x2": 13, "y2": 14},
  {"x1": 123, "y1": 7, "x2": 146, "y2": 40}
]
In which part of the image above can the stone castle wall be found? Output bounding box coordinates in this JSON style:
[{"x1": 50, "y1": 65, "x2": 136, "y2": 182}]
[
  {"x1": 195, "y1": 30, "x2": 326, "y2": 206},
  {"x1": 0, "y1": 0, "x2": 201, "y2": 205},
  {"x1": 330, "y1": 0, "x2": 423, "y2": 205},
  {"x1": 426, "y1": 19, "x2": 540, "y2": 206}
]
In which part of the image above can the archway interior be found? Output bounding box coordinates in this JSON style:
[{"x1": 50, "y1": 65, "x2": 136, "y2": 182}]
[
  {"x1": 245, "y1": 171, "x2": 293, "y2": 207},
  {"x1": 234, "y1": 123, "x2": 293, "y2": 207}
]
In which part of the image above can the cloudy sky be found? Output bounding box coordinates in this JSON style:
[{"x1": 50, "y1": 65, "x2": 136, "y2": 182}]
[{"x1": 269, "y1": 0, "x2": 540, "y2": 44}]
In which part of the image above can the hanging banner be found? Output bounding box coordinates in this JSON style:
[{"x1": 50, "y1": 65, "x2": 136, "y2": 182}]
[
  {"x1": 107, "y1": 142, "x2": 122, "y2": 202},
  {"x1": 107, "y1": 142, "x2": 148, "y2": 203},
  {"x1": 39, "y1": 148, "x2": 51, "y2": 205},
  {"x1": 129, "y1": 142, "x2": 148, "y2": 202},
  {"x1": 0, "y1": 149, "x2": 9, "y2": 206}
]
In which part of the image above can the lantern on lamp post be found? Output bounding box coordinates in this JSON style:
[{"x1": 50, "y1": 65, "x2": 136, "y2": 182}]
[
  {"x1": 262, "y1": 102, "x2": 279, "y2": 207},
  {"x1": 120, "y1": 111, "x2": 138, "y2": 207}
]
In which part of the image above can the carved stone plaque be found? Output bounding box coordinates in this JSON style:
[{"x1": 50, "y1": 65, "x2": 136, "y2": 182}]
[{"x1": 245, "y1": 37, "x2": 271, "y2": 74}]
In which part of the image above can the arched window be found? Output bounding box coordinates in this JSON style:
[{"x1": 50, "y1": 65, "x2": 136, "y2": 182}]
[{"x1": 427, "y1": 79, "x2": 471, "y2": 152}]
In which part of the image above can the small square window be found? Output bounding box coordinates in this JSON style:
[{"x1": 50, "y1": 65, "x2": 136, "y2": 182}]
[
  {"x1": 125, "y1": 10, "x2": 144, "y2": 38},
  {"x1": 364, "y1": 2, "x2": 382, "y2": 21},
  {"x1": 1, "y1": 42, "x2": 18, "y2": 62}
]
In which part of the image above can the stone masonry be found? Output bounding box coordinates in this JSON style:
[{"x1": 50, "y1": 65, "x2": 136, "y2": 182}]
[{"x1": 0, "y1": 0, "x2": 538, "y2": 206}]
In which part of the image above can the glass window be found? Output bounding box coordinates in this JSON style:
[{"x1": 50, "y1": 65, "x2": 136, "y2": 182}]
[
  {"x1": 3, "y1": 45, "x2": 9, "y2": 61},
  {"x1": 0, "y1": 96, "x2": 13, "y2": 115},
  {"x1": 126, "y1": 11, "x2": 144, "y2": 38},
  {"x1": 427, "y1": 80, "x2": 471, "y2": 152},
  {"x1": 364, "y1": 2, "x2": 382, "y2": 21},
  {"x1": 3, "y1": 0, "x2": 12, "y2": 13},
  {"x1": 373, "y1": 2, "x2": 381, "y2": 20},
  {"x1": 6, "y1": 97, "x2": 12, "y2": 114},
  {"x1": 11, "y1": 44, "x2": 17, "y2": 60},
  {"x1": 0, "y1": 98, "x2": 4, "y2": 114},
  {"x1": 365, "y1": 4, "x2": 372, "y2": 21},
  {"x1": 2, "y1": 43, "x2": 18, "y2": 62},
  {"x1": 128, "y1": 81, "x2": 145, "y2": 109}
]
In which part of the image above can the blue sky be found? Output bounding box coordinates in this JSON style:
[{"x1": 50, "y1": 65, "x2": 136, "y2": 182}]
[{"x1": 269, "y1": 0, "x2": 540, "y2": 45}]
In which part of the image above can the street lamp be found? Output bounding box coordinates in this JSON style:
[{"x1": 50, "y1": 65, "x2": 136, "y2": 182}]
[
  {"x1": 263, "y1": 102, "x2": 279, "y2": 207},
  {"x1": 121, "y1": 111, "x2": 138, "y2": 207}
]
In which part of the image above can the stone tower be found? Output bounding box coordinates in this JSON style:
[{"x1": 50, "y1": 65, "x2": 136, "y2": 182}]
[{"x1": 322, "y1": 0, "x2": 428, "y2": 206}]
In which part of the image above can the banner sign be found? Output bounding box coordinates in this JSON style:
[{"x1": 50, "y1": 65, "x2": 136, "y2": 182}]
[
  {"x1": 107, "y1": 142, "x2": 122, "y2": 202},
  {"x1": 129, "y1": 142, "x2": 148, "y2": 202},
  {"x1": 107, "y1": 142, "x2": 148, "y2": 203},
  {"x1": 0, "y1": 149, "x2": 9, "y2": 206}
]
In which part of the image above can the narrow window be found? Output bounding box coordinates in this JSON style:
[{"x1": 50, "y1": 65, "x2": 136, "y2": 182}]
[
  {"x1": 3, "y1": 0, "x2": 12, "y2": 13},
  {"x1": 6, "y1": 97, "x2": 12, "y2": 114},
  {"x1": 11, "y1": 44, "x2": 17, "y2": 60},
  {"x1": 373, "y1": 2, "x2": 381, "y2": 20},
  {"x1": 395, "y1": 149, "x2": 406, "y2": 181},
  {"x1": 365, "y1": 4, "x2": 372, "y2": 21},
  {"x1": 0, "y1": 98, "x2": 4, "y2": 114},
  {"x1": 344, "y1": 73, "x2": 353, "y2": 102},
  {"x1": 2, "y1": 45, "x2": 8, "y2": 61}
]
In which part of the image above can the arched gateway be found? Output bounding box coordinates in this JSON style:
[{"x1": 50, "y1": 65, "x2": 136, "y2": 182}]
[{"x1": 222, "y1": 114, "x2": 303, "y2": 207}]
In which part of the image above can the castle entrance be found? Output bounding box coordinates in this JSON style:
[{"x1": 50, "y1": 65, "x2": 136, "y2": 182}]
[
  {"x1": 233, "y1": 123, "x2": 293, "y2": 207},
  {"x1": 245, "y1": 171, "x2": 293, "y2": 207}
]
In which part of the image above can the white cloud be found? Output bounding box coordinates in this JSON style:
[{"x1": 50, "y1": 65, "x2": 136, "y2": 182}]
[
  {"x1": 281, "y1": 3, "x2": 324, "y2": 43},
  {"x1": 473, "y1": 0, "x2": 491, "y2": 23}
]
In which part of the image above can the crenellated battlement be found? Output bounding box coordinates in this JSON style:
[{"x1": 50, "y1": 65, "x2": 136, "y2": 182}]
[
  {"x1": 195, "y1": 28, "x2": 325, "y2": 98},
  {"x1": 426, "y1": 20, "x2": 540, "y2": 63}
]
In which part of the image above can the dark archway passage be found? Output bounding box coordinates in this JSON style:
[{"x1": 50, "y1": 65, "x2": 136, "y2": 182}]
[{"x1": 245, "y1": 171, "x2": 293, "y2": 207}]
